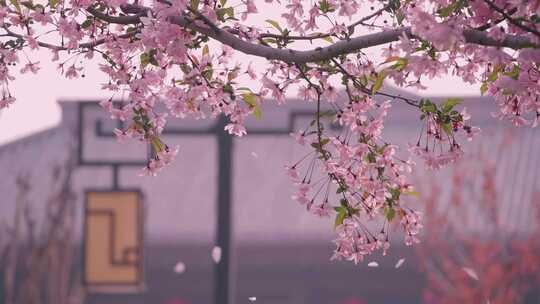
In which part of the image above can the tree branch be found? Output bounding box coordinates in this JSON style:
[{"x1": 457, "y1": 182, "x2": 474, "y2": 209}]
[
  {"x1": 482, "y1": 0, "x2": 540, "y2": 39},
  {"x1": 3, "y1": 26, "x2": 137, "y2": 51},
  {"x1": 86, "y1": 7, "x2": 143, "y2": 25},
  {"x1": 170, "y1": 18, "x2": 539, "y2": 63},
  {"x1": 258, "y1": 5, "x2": 389, "y2": 41},
  {"x1": 87, "y1": 7, "x2": 539, "y2": 64}
]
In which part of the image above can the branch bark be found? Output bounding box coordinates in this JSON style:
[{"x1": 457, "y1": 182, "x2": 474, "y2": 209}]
[
  {"x1": 87, "y1": 7, "x2": 539, "y2": 63},
  {"x1": 2, "y1": 26, "x2": 137, "y2": 51},
  {"x1": 482, "y1": 0, "x2": 540, "y2": 39}
]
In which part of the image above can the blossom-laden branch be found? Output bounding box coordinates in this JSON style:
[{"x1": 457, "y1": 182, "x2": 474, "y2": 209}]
[
  {"x1": 85, "y1": 4, "x2": 538, "y2": 63},
  {"x1": 0, "y1": 0, "x2": 539, "y2": 264}
]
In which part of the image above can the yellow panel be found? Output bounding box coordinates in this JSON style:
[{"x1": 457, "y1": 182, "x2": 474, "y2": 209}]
[{"x1": 84, "y1": 191, "x2": 142, "y2": 288}]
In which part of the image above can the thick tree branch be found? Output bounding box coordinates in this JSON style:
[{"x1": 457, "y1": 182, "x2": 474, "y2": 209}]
[
  {"x1": 87, "y1": 8, "x2": 539, "y2": 64},
  {"x1": 169, "y1": 17, "x2": 540, "y2": 63},
  {"x1": 86, "y1": 7, "x2": 143, "y2": 25}
]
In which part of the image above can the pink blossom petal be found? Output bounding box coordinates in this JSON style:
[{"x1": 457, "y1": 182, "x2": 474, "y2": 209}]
[
  {"x1": 367, "y1": 261, "x2": 379, "y2": 267},
  {"x1": 462, "y1": 267, "x2": 479, "y2": 280},
  {"x1": 211, "y1": 246, "x2": 222, "y2": 264},
  {"x1": 395, "y1": 258, "x2": 405, "y2": 269},
  {"x1": 174, "y1": 262, "x2": 186, "y2": 274}
]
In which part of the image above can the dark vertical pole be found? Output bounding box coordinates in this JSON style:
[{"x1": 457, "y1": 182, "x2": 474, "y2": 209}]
[{"x1": 214, "y1": 115, "x2": 234, "y2": 304}]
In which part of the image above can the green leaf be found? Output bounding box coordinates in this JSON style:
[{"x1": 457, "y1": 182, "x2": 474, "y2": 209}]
[
  {"x1": 190, "y1": 0, "x2": 199, "y2": 10},
  {"x1": 140, "y1": 49, "x2": 159, "y2": 67},
  {"x1": 442, "y1": 98, "x2": 463, "y2": 112},
  {"x1": 236, "y1": 87, "x2": 252, "y2": 92},
  {"x1": 359, "y1": 75, "x2": 368, "y2": 87},
  {"x1": 391, "y1": 58, "x2": 408, "y2": 71},
  {"x1": 253, "y1": 106, "x2": 262, "y2": 120},
  {"x1": 216, "y1": 7, "x2": 227, "y2": 21},
  {"x1": 243, "y1": 93, "x2": 257, "y2": 107},
  {"x1": 334, "y1": 206, "x2": 345, "y2": 213},
  {"x1": 261, "y1": 38, "x2": 277, "y2": 45},
  {"x1": 441, "y1": 122, "x2": 453, "y2": 135},
  {"x1": 364, "y1": 152, "x2": 376, "y2": 163},
  {"x1": 227, "y1": 69, "x2": 238, "y2": 81},
  {"x1": 20, "y1": 1, "x2": 34, "y2": 10},
  {"x1": 322, "y1": 35, "x2": 333, "y2": 43},
  {"x1": 10, "y1": 0, "x2": 21, "y2": 12},
  {"x1": 388, "y1": 187, "x2": 401, "y2": 200},
  {"x1": 371, "y1": 71, "x2": 386, "y2": 95},
  {"x1": 480, "y1": 82, "x2": 488, "y2": 95},
  {"x1": 179, "y1": 63, "x2": 192, "y2": 74},
  {"x1": 81, "y1": 18, "x2": 93, "y2": 29},
  {"x1": 48, "y1": 0, "x2": 58, "y2": 8},
  {"x1": 202, "y1": 68, "x2": 213, "y2": 80},
  {"x1": 384, "y1": 206, "x2": 396, "y2": 222},
  {"x1": 202, "y1": 44, "x2": 209, "y2": 56},
  {"x1": 335, "y1": 209, "x2": 347, "y2": 228},
  {"x1": 336, "y1": 185, "x2": 348, "y2": 194},
  {"x1": 487, "y1": 66, "x2": 502, "y2": 82},
  {"x1": 222, "y1": 7, "x2": 235, "y2": 19},
  {"x1": 318, "y1": 109, "x2": 335, "y2": 118},
  {"x1": 503, "y1": 64, "x2": 520, "y2": 80},
  {"x1": 387, "y1": 0, "x2": 401, "y2": 12},
  {"x1": 265, "y1": 19, "x2": 283, "y2": 33},
  {"x1": 402, "y1": 190, "x2": 421, "y2": 198},
  {"x1": 396, "y1": 12, "x2": 405, "y2": 25},
  {"x1": 151, "y1": 137, "x2": 164, "y2": 153},
  {"x1": 319, "y1": 0, "x2": 334, "y2": 13},
  {"x1": 140, "y1": 53, "x2": 150, "y2": 67},
  {"x1": 223, "y1": 83, "x2": 234, "y2": 94},
  {"x1": 421, "y1": 100, "x2": 437, "y2": 114},
  {"x1": 437, "y1": 0, "x2": 467, "y2": 17},
  {"x1": 243, "y1": 93, "x2": 262, "y2": 120}
]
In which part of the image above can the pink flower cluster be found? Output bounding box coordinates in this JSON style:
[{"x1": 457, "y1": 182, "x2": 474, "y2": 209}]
[{"x1": 286, "y1": 91, "x2": 422, "y2": 263}]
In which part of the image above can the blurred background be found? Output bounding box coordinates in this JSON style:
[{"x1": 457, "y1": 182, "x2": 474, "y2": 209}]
[{"x1": 0, "y1": 87, "x2": 539, "y2": 304}]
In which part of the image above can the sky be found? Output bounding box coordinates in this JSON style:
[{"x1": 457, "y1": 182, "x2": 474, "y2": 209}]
[{"x1": 0, "y1": 3, "x2": 482, "y2": 145}]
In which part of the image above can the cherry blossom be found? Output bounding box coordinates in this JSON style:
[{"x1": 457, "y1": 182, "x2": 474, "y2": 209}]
[
  {"x1": 0, "y1": 0, "x2": 538, "y2": 264},
  {"x1": 173, "y1": 261, "x2": 186, "y2": 274},
  {"x1": 395, "y1": 258, "x2": 405, "y2": 269},
  {"x1": 211, "y1": 246, "x2": 222, "y2": 264}
]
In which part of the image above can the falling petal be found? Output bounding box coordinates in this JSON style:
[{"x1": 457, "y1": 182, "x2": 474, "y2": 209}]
[
  {"x1": 367, "y1": 261, "x2": 379, "y2": 267},
  {"x1": 395, "y1": 258, "x2": 405, "y2": 269},
  {"x1": 462, "y1": 267, "x2": 479, "y2": 280},
  {"x1": 212, "y1": 246, "x2": 222, "y2": 264},
  {"x1": 248, "y1": 297, "x2": 257, "y2": 302},
  {"x1": 174, "y1": 262, "x2": 186, "y2": 274},
  {"x1": 251, "y1": 152, "x2": 259, "y2": 158}
]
